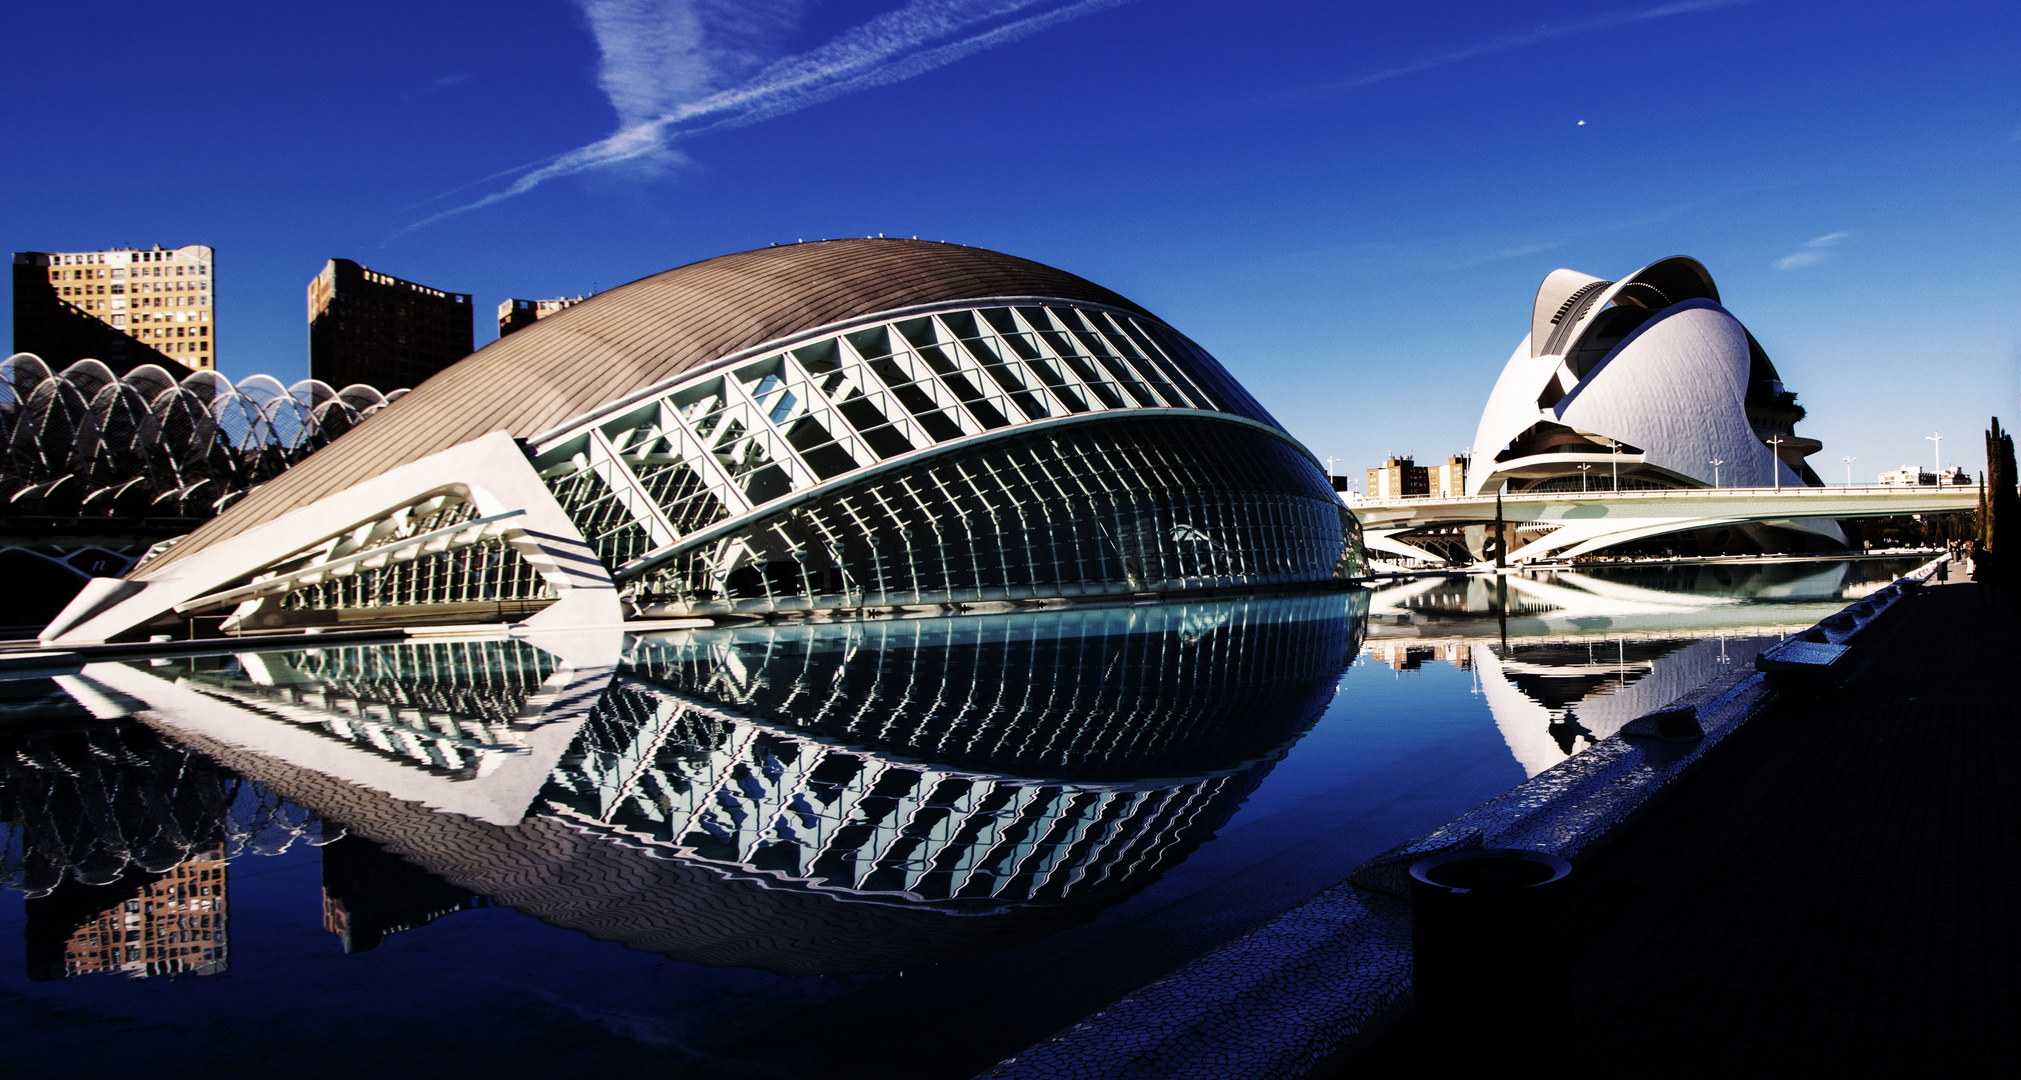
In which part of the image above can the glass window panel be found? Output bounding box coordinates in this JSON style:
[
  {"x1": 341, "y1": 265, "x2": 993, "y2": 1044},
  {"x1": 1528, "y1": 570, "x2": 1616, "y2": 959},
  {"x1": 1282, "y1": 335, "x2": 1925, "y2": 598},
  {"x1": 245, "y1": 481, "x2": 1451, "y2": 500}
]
[
  {"x1": 743, "y1": 464, "x2": 793, "y2": 504},
  {"x1": 1115, "y1": 317, "x2": 1212, "y2": 409},
  {"x1": 793, "y1": 338, "x2": 843, "y2": 374},
  {"x1": 1088, "y1": 313, "x2": 1189, "y2": 407},
  {"x1": 939, "y1": 310, "x2": 982, "y2": 339},
  {"x1": 836, "y1": 393, "x2": 899, "y2": 436},
  {"x1": 1051, "y1": 308, "x2": 1159, "y2": 407},
  {"x1": 893, "y1": 317, "x2": 939, "y2": 349},
  {"x1": 846, "y1": 326, "x2": 894, "y2": 360},
  {"x1": 1036, "y1": 349, "x2": 1127, "y2": 411},
  {"x1": 867, "y1": 353, "x2": 969, "y2": 442},
  {"x1": 857, "y1": 424, "x2": 916, "y2": 459},
  {"x1": 965, "y1": 397, "x2": 1014, "y2": 430},
  {"x1": 799, "y1": 442, "x2": 859, "y2": 479}
]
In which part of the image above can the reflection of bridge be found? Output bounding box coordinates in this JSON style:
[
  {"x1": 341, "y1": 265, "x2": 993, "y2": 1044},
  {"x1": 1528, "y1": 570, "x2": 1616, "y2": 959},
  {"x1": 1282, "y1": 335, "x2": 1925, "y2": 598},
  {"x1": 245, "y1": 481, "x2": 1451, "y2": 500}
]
[
  {"x1": 1353, "y1": 484, "x2": 1976, "y2": 565},
  {"x1": 1362, "y1": 557, "x2": 1916, "y2": 640}
]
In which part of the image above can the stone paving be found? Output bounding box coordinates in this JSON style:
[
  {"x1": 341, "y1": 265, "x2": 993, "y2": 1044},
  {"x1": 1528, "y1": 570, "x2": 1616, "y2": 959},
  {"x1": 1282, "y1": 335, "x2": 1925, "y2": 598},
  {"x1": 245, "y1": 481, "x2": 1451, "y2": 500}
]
[{"x1": 1349, "y1": 570, "x2": 2020, "y2": 1076}]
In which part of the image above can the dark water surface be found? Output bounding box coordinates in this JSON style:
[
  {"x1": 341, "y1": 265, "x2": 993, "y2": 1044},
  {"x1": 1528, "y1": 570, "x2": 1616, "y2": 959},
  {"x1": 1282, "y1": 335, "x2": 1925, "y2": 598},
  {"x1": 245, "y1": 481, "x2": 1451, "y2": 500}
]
[{"x1": 0, "y1": 557, "x2": 1924, "y2": 1078}]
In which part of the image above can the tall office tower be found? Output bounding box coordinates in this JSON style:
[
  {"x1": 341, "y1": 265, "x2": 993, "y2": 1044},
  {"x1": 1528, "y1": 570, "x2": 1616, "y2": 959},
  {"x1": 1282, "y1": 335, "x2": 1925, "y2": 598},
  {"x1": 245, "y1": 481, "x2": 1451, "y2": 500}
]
[
  {"x1": 12, "y1": 244, "x2": 215, "y2": 374},
  {"x1": 308, "y1": 259, "x2": 473, "y2": 391},
  {"x1": 496, "y1": 295, "x2": 586, "y2": 338}
]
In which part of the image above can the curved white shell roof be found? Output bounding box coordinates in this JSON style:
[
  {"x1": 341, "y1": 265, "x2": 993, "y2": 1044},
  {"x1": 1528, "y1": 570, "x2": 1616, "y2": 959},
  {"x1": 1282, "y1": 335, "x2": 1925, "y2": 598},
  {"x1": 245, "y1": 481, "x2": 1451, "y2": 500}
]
[
  {"x1": 1469, "y1": 256, "x2": 1805, "y2": 495},
  {"x1": 1556, "y1": 300, "x2": 1797, "y2": 489}
]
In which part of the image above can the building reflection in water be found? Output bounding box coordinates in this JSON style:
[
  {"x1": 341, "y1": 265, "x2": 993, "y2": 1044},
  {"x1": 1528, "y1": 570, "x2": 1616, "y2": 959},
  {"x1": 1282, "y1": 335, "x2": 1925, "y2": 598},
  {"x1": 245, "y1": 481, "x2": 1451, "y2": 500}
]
[
  {"x1": 46, "y1": 845, "x2": 230, "y2": 979},
  {"x1": 0, "y1": 679, "x2": 339, "y2": 980},
  {"x1": 321, "y1": 834, "x2": 485, "y2": 953},
  {"x1": 1359, "y1": 558, "x2": 1925, "y2": 778},
  {"x1": 55, "y1": 592, "x2": 1365, "y2": 975}
]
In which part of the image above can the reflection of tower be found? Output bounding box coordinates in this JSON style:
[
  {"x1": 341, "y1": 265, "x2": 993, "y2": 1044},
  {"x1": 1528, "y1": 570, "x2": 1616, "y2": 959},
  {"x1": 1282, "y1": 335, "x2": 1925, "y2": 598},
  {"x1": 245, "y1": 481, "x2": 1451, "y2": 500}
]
[
  {"x1": 321, "y1": 833, "x2": 483, "y2": 953},
  {"x1": 30, "y1": 845, "x2": 229, "y2": 980}
]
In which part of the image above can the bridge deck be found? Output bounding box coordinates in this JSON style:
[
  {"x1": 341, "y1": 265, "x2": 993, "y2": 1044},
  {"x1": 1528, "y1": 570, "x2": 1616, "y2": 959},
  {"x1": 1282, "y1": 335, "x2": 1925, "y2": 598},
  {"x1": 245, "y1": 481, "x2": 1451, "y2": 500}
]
[
  {"x1": 1350, "y1": 484, "x2": 1979, "y2": 564},
  {"x1": 1352, "y1": 483, "x2": 1979, "y2": 520}
]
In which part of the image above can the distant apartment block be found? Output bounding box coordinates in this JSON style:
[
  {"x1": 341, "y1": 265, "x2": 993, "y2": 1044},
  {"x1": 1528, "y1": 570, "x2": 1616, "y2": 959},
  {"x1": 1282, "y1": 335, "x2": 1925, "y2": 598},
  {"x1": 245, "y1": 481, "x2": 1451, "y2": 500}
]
[
  {"x1": 46, "y1": 845, "x2": 229, "y2": 980},
  {"x1": 12, "y1": 244, "x2": 214, "y2": 373},
  {"x1": 1878, "y1": 465, "x2": 1973, "y2": 487},
  {"x1": 497, "y1": 295, "x2": 586, "y2": 338},
  {"x1": 1365, "y1": 455, "x2": 1468, "y2": 500},
  {"x1": 308, "y1": 259, "x2": 472, "y2": 391}
]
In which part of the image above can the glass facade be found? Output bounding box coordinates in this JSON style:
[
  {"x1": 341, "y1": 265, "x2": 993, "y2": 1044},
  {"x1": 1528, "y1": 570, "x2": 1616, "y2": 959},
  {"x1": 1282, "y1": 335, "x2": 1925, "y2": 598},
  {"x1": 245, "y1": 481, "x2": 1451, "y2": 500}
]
[
  {"x1": 530, "y1": 302, "x2": 1354, "y2": 615},
  {"x1": 631, "y1": 416, "x2": 1346, "y2": 613}
]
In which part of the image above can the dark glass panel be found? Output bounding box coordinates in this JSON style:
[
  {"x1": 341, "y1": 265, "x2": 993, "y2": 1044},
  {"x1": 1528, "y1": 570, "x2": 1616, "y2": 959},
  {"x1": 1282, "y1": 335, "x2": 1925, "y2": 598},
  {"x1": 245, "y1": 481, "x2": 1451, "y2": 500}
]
[{"x1": 629, "y1": 416, "x2": 1345, "y2": 614}]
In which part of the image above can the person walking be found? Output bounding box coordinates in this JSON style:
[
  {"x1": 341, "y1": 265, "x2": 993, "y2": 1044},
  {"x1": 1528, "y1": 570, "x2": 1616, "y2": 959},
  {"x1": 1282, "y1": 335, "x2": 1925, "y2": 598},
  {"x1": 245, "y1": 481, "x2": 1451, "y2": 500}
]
[{"x1": 1969, "y1": 541, "x2": 1997, "y2": 610}]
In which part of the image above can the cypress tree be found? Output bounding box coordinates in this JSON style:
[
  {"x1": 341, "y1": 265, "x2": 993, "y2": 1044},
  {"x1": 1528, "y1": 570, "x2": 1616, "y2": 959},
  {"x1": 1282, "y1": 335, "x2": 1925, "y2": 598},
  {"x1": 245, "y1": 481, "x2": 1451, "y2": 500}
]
[{"x1": 1987, "y1": 417, "x2": 2019, "y2": 564}]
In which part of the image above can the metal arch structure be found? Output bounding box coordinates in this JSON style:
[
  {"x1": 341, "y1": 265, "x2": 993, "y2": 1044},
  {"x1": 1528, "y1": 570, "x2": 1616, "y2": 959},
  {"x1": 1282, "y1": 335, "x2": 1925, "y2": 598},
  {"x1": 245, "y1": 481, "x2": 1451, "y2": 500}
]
[
  {"x1": 45, "y1": 240, "x2": 1362, "y2": 645},
  {"x1": 1355, "y1": 485, "x2": 1978, "y2": 566},
  {"x1": 0, "y1": 352, "x2": 398, "y2": 521}
]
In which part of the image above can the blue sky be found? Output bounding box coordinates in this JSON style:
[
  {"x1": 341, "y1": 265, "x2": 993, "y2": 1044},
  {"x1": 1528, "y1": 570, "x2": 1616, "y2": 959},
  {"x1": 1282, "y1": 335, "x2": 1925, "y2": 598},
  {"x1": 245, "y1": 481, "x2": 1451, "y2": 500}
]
[{"x1": 6, "y1": 0, "x2": 2017, "y2": 481}]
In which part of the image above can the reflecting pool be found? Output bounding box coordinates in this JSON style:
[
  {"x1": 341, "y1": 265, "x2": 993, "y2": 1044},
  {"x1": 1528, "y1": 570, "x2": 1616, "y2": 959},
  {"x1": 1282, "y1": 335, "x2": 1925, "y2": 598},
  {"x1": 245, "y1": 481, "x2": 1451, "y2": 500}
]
[{"x1": 0, "y1": 557, "x2": 1923, "y2": 1079}]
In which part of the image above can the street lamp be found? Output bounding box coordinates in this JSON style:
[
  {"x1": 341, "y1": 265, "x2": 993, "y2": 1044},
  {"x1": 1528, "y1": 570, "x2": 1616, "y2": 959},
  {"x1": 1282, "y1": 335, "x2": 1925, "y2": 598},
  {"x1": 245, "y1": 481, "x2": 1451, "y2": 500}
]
[
  {"x1": 1766, "y1": 434, "x2": 1789, "y2": 492},
  {"x1": 1577, "y1": 463, "x2": 1593, "y2": 492},
  {"x1": 1926, "y1": 432, "x2": 1942, "y2": 480},
  {"x1": 1709, "y1": 458, "x2": 1724, "y2": 489},
  {"x1": 1842, "y1": 455, "x2": 1857, "y2": 487}
]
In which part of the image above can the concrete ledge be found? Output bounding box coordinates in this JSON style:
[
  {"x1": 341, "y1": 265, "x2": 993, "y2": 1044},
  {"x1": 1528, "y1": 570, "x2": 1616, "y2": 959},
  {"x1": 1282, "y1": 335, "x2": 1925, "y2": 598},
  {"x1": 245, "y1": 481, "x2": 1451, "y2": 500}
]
[{"x1": 981, "y1": 555, "x2": 1947, "y2": 1080}]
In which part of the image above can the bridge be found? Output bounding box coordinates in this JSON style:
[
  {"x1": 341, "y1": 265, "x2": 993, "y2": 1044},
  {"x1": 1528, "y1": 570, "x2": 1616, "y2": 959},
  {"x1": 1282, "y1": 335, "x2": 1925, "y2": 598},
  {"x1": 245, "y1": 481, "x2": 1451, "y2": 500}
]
[{"x1": 1351, "y1": 484, "x2": 1977, "y2": 566}]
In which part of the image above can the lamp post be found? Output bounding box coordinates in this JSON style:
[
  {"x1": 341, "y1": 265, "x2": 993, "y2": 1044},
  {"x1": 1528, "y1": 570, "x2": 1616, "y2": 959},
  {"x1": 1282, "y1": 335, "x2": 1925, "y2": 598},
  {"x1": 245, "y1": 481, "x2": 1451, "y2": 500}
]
[
  {"x1": 1843, "y1": 455, "x2": 1857, "y2": 487},
  {"x1": 1926, "y1": 432, "x2": 1942, "y2": 480},
  {"x1": 1709, "y1": 458, "x2": 1723, "y2": 489},
  {"x1": 1767, "y1": 434, "x2": 1789, "y2": 492},
  {"x1": 1577, "y1": 463, "x2": 1593, "y2": 492},
  {"x1": 1611, "y1": 441, "x2": 1620, "y2": 492}
]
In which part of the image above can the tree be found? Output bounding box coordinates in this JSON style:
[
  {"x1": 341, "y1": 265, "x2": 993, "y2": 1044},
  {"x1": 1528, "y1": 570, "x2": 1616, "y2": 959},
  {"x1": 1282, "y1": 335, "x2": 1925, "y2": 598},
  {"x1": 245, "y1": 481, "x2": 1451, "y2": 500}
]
[{"x1": 1986, "y1": 418, "x2": 2019, "y2": 571}]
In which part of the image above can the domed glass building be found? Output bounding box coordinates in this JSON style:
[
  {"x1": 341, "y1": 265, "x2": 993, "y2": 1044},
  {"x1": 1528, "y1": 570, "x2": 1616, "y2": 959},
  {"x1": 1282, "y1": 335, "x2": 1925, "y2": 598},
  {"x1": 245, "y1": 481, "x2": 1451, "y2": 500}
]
[{"x1": 46, "y1": 239, "x2": 1360, "y2": 643}]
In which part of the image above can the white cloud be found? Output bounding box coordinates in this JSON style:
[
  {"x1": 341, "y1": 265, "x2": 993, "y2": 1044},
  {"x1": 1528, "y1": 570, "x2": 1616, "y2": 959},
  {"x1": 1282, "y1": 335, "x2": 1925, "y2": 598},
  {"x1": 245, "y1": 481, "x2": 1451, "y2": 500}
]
[
  {"x1": 1773, "y1": 231, "x2": 1849, "y2": 270},
  {"x1": 404, "y1": 0, "x2": 1133, "y2": 231}
]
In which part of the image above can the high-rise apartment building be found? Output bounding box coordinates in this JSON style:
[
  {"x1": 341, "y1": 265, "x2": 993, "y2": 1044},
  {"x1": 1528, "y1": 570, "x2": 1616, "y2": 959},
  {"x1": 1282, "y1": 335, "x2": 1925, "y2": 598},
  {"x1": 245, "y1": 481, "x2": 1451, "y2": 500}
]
[
  {"x1": 1364, "y1": 455, "x2": 1468, "y2": 500},
  {"x1": 497, "y1": 295, "x2": 586, "y2": 338},
  {"x1": 308, "y1": 259, "x2": 473, "y2": 391},
  {"x1": 46, "y1": 845, "x2": 229, "y2": 979},
  {"x1": 12, "y1": 244, "x2": 214, "y2": 373}
]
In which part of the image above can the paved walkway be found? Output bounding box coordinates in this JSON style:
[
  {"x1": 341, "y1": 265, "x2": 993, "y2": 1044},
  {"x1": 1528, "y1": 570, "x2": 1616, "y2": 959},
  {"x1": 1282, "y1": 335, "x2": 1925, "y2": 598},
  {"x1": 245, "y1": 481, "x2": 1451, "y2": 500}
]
[{"x1": 1349, "y1": 570, "x2": 2020, "y2": 1077}]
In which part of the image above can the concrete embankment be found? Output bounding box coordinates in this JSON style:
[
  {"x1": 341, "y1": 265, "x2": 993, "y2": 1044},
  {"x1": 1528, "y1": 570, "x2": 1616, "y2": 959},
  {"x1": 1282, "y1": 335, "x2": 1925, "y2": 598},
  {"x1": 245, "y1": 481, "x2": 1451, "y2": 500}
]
[{"x1": 1351, "y1": 561, "x2": 2019, "y2": 1075}]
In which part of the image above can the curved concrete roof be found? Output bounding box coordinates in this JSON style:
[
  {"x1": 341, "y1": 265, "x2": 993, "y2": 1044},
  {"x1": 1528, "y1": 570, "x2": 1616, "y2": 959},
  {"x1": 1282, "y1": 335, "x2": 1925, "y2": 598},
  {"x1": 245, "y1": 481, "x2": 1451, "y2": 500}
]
[{"x1": 148, "y1": 238, "x2": 1155, "y2": 573}]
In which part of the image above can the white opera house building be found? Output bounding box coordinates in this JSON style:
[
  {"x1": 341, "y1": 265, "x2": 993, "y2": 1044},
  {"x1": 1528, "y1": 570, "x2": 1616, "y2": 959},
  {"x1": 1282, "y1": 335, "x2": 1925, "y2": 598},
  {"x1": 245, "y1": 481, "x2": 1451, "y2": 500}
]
[{"x1": 1465, "y1": 255, "x2": 1844, "y2": 555}]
